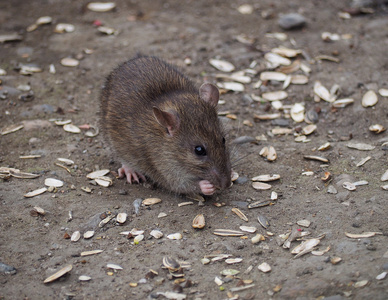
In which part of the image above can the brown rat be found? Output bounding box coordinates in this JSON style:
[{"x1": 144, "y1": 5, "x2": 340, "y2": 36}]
[{"x1": 100, "y1": 56, "x2": 231, "y2": 195}]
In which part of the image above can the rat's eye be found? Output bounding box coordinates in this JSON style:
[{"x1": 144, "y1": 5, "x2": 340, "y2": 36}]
[{"x1": 195, "y1": 145, "x2": 207, "y2": 156}]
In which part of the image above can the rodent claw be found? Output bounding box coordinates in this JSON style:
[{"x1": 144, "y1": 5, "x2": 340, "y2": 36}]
[
  {"x1": 199, "y1": 180, "x2": 216, "y2": 195},
  {"x1": 118, "y1": 165, "x2": 145, "y2": 184}
]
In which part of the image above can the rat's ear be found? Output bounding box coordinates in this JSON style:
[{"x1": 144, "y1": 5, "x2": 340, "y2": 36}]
[
  {"x1": 199, "y1": 83, "x2": 219, "y2": 107},
  {"x1": 153, "y1": 107, "x2": 180, "y2": 136}
]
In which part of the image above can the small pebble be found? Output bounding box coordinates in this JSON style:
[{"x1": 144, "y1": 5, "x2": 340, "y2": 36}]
[{"x1": 278, "y1": 13, "x2": 306, "y2": 30}]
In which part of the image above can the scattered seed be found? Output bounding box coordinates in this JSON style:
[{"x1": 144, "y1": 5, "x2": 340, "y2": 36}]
[
  {"x1": 379, "y1": 88, "x2": 388, "y2": 97},
  {"x1": 63, "y1": 124, "x2": 81, "y2": 134},
  {"x1": 369, "y1": 124, "x2": 386, "y2": 134},
  {"x1": 297, "y1": 220, "x2": 311, "y2": 227},
  {"x1": 302, "y1": 124, "x2": 317, "y2": 135},
  {"x1": 353, "y1": 180, "x2": 368, "y2": 186},
  {"x1": 80, "y1": 250, "x2": 103, "y2": 256},
  {"x1": 257, "y1": 262, "x2": 271, "y2": 273},
  {"x1": 213, "y1": 229, "x2": 244, "y2": 237},
  {"x1": 376, "y1": 272, "x2": 387, "y2": 280},
  {"x1": 150, "y1": 230, "x2": 163, "y2": 239},
  {"x1": 251, "y1": 174, "x2": 280, "y2": 182},
  {"x1": 231, "y1": 208, "x2": 248, "y2": 222},
  {"x1": 142, "y1": 198, "x2": 162, "y2": 206},
  {"x1": 260, "y1": 71, "x2": 287, "y2": 81},
  {"x1": 116, "y1": 213, "x2": 127, "y2": 224},
  {"x1": 1, "y1": 124, "x2": 24, "y2": 135},
  {"x1": 252, "y1": 182, "x2": 272, "y2": 190},
  {"x1": 225, "y1": 258, "x2": 243, "y2": 264},
  {"x1": 318, "y1": 142, "x2": 331, "y2": 151},
  {"x1": 86, "y1": 169, "x2": 110, "y2": 179},
  {"x1": 239, "y1": 226, "x2": 257, "y2": 233},
  {"x1": 107, "y1": 263, "x2": 123, "y2": 270},
  {"x1": 79, "y1": 275, "x2": 91, "y2": 281},
  {"x1": 167, "y1": 233, "x2": 183, "y2": 240},
  {"x1": 24, "y1": 187, "x2": 47, "y2": 198},
  {"x1": 290, "y1": 103, "x2": 305, "y2": 122},
  {"x1": 87, "y1": 2, "x2": 116, "y2": 12},
  {"x1": 209, "y1": 59, "x2": 235, "y2": 72},
  {"x1": 134, "y1": 234, "x2": 144, "y2": 244},
  {"x1": 44, "y1": 265, "x2": 72, "y2": 283},
  {"x1": 44, "y1": 178, "x2": 64, "y2": 187},
  {"x1": 362, "y1": 90, "x2": 378, "y2": 107},
  {"x1": 330, "y1": 257, "x2": 342, "y2": 265},
  {"x1": 163, "y1": 257, "x2": 181, "y2": 272},
  {"x1": 271, "y1": 191, "x2": 278, "y2": 200},
  {"x1": 220, "y1": 269, "x2": 240, "y2": 276},
  {"x1": 347, "y1": 142, "x2": 375, "y2": 151},
  {"x1": 217, "y1": 82, "x2": 244, "y2": 92},
  {"x1": 192, "y1": 214, "x2": 205, "y2": 229},
  {"x1": 304, "y1": 155, "x2": 329, "y2": 163},
  {"x1": 258, "y1": 215, "x2": 270, "y2": 228},
  {"x1": 54, "y1": 23, "x2": 75, "y2": 33},
  {"x1": 84, "y1": 231, "x2": 95, "y2": 239},
  {"x1": 345, "y1": 232, "x2": 382, "y2": 239},
  {"x1": 262, "y1": 91, "x2": 288, "y2": 101},
  {"x1": 248, "y1": 200, "x2": 273, "y2": 209},
  {"x1": 60, "y1": 58, "x2": 79, "y2": 67},
  {"x1": 354, "y1": 280, "x2": 369, "y2": 288},
  {"x1": 81, "y1": 186, "x2": 92, "y2": 193},
  {"x1": 251, "y1": 233, "x2": 264, "y2": 244},
  {"x1": 314, "y1": 81, "x2": 335, "y2": 102},
  {"x1": 71, "y1": 231, "x2": 81, "y2": 242},
  {"x1": 57, "y1": 158, "x2": 74, "y2": 165},
  {"x1": 332, "y1": 98, "x2": 354, "y2": 108},
  {"x1": 381, "y1": 170, "x2": 388, "y2": 181},
  {"x1": 291, "y1": 238, "x2": 320, "y2": 258}
]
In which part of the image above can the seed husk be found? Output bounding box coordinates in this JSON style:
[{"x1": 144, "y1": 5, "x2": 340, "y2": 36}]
[
  {"x1": 303, "y1": 155, "x2": 329, "y2": 163},
  {"x1": 369, "y1": 124, "x2": 386, "y2": 134},
  {"x1": 239, "y1": 226, "x2": 257, "y2": 233},
  {"x1": 44, "y1": 265, "x2": 72, "y2": 283},
  {"x1": 248, "y1": 200, "x2": 273, "y2": 209},
  {"x1": 314, "y1": 81, "x2": 335, "y2": 102},
  {"x1": 258, "y1": 215, "x2": 270, "y2": 228},
  {"x1": 167, "y1": 233, "x2": 183, "y2": 240},
  {"x1": 291, "y1": 74, "x2": 309, "y2": 85},
  {"x1": 71, "y1": 231, "x2": 81, "y2": 242},
  {"x1": 345, "y1": 232, "x2": 382, "y2": 239},
  {"x1": 116, "y1": 213, "x2": 127, "y2": 224},
  {"x1": 347, "y1": 142, "x2": 375, "y2": 151},
  {"x1": 342, "y1": 182, "x2": 356, "y2": 191},
  {"x1": 60, "y1": 58, "x2": 79, "y2": 67},
  {"x1": 44, "y1": 178, "x2": 64, "y2": 187},
  {"x1": 379, "y1": 88, "x2": 388, "y2": 97},
  {"x1": 84, "y1": 231, "x2": 95, "y2": 239},
  {"x1": 150, "y1": 230, "x2": 163, "y2": 239},
  {"x1": 257, "y1": 262, "x2": 271, "y2": 273},
  {"x1": 318, "y1": 142, "x2": 331, "y2": 151},
  {"x1": 291, "y1": 238, "x2": 320, "y2": 257},
  {"x1": 252, "y1": 182, "x2": 272, "y2": 190},
  {"x1": 254, "y1": 113, "x2": 281, "y2": 120},
  {"x1": 142, "y1": 198, "x2": 162, "y2": 206},
  {"x1": 251, "y1": 174, "x2": 280, "y2": 182},
  {"x1": 262, "y1": 91, "x2": 288, "y2": 101},
  {"x1": 264, "y1": 52, "x2": 291, "y2": 66},
  {"x1": 225, "y1": 258, "x2": 243, "y2": 264},
  {"x1": 251, "y1": 233, "x2": 264, "y2": 244},
  {"x1": 231, "y1": 208, "x2": 248, "y2": 222},
  {"x1": 297, "y1": 219, "x2": 311, "y2": 227},
  {"x1": 80, "y1": 249, "x2": 103, "y2": 256},
  {"x1": 354, "y1": 280, "x2": 369, "y2": 288},
  {"x1": 54, "y1": 119, "x2": 72, "y2": 126},
  {"x1": 24, "y1": 187, "x2": 47, "y2": 198},
  {"x1": 192, "y1": 214, "x2": 205, "y2": 229},
  {"x1": 362, "y1": 90, "x2": 378, "y2": 107},
  {"x1": 57, "y1": 158, "x2": 74, "y2": 165},
  {"x1": 87, "y1": 2, "x2": 116, "y2": 12},
  {"x1": 1, "y1": 124, "x2": 24, "y2": 135},
  {"x1": 163, "y1": 256, "x2": 181, "y2": 272},
  {"x1": 134, "y1": 235, "x2": 144, "y2": 244},
  {"x1": 302, "y1": 124, "x2": 317, "y2": 135},
  {"x1": 290, "y1": 103, "x2": 305, "y2": 122},
  {"x1": 381, "y1": 170, "x2": 388, "y2": 181},
  {"x1": 217, "y1": 82, "x2": 244, "y2": 92},
  {"x1": 213, "y1": 229, "x2": 244, "y2": 237},
  {"x1": 107, "y1": 263, "x2": 123, "y2": 270},
  {"x1": 79, "y1": 275, "x2": 91, "y2": 281},
  {"x1": 86, "y1": 169, "x2": 110, "y2": 179},
  {"x1": 260, "y1": 71, "x2": 287, "y2": 81},
  {"x1": 330, "y1": 257, "x2": 342, "y2": 265},
  {"x1": 332, "y1": 98, "x2": 354, "y2": 108},
  {"x1": 220, "y1": 269, "x2": 240, "y2": 276},
  {"x1": 209, "y1": 59, "x2": 235, "y2": 72}
]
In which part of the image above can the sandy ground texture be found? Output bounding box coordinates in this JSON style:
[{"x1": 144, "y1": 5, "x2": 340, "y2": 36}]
[{"x1": 1, "y1": 0, "x2": 388, "y2": 299}]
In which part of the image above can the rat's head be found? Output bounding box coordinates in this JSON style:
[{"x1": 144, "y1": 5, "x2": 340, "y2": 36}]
[{"x1": 152, "y1": 83, "x2": 232, "y2": 195}]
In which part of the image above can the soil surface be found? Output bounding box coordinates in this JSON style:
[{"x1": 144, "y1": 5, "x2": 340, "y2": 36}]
[{"x1": 1, "y1": 1, "x2": 388, "y2": 299}]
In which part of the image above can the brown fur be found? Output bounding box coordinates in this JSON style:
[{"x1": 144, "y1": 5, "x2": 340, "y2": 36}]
[{"x1": 100, "y1": 56, "x2": 231, "y2": 195}]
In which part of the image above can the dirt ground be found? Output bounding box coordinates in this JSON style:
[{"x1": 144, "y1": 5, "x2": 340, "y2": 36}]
[{"x1": 1, "y1": 0, "x2": 388, "y2": 299}]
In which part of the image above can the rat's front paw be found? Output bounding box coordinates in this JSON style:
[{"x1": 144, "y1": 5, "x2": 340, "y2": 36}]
[
  {"x1": 199, "y1": 180, "x2": 216, "y2": 195},
  {"x1": 118, "y1": 164, "x2": 146, "y2": 184}
]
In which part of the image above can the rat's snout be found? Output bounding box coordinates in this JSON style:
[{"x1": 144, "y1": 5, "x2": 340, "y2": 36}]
[{"x1": 210, "y1": 167, "x2": 231, "y2": 190}]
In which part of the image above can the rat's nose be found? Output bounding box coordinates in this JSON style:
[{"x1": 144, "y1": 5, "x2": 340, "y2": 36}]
[{"x1": 211, "y1": 168, "x2": 231, "y2": 190}]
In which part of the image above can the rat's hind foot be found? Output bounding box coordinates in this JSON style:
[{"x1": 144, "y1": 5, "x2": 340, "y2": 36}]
[
  {"x1": 118, "y1": 164, "x2": 146, "y2": 184},
  {"x1": 199, "y1": 180, "x2": 216, "y2": 195}
]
